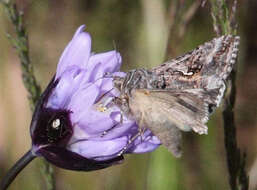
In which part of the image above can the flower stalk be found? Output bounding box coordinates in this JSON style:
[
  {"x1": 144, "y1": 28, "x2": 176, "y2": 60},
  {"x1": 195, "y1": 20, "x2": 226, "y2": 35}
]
[
  {"x1": 210, "y1": 0, "x2": 249, "y2": 189},
  {"x1": 2, "y1": 0, "x2": 41, "y2": 110},
  {"x1": 0, "y1": 150, "x2": 36, "y2": 189},
  {"x1": 1, "y1": 1, "x2": 55, "y2": 189}
]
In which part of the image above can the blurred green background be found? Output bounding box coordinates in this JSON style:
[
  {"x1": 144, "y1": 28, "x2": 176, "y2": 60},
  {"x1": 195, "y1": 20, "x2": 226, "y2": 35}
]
[{"x1": 0, "y1": 0, "x2": 256, "y2": 189}]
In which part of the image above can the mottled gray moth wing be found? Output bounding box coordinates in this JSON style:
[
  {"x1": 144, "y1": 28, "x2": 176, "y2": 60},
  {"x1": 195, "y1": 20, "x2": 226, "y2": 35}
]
[
  {"x1": 128, "y1": 88, "x2": 211, "y2": 156},
  {"x1": 152, "y1": 35, "x2": 240, "y2": 111}
]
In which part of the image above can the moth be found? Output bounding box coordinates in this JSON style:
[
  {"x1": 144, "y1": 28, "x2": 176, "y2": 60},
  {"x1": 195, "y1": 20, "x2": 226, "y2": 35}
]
[{"x1": 113, "y1": 35, "x2": 240, "y2": 157}]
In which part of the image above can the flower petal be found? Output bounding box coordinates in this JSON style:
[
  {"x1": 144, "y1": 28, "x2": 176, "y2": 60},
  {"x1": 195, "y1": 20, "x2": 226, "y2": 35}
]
[
  {"x1": 74, "y1": 110, "x2": 116, "y2": 137},
  {"x1": 80, "y1": 62, "x2": 104, "y2": 86},
  {"x1": 112, "y1": 71, "x2": 126, "y2": 78},
  {"x1": 127, "y1": 141, "x2": 160, "y2": 153},
  {"x1": 68, "y1": 136, "x2": 128, "y2": 160},
  {"x1": 68, "y1": 83, "x2": 99, "y2": 123},
  {"x1": 98, "y1": 78, "x2": 113, "y2": 94},
  {"x1": 127, "y1": 130, "x2": 161, "y2": 153},
  {"x1": 56, "y1": 25, "x2": 91, "y2": 78},
  {"x1": 38, "y1": 146, "x2": 123, "y2": 171},
  {"x1": 88, "y1": 51, "x2": 122, "y2": 73},
  {"x1": 46, "y1": 66, "x2": 84, "y2": 109},
  {"x1": 97, "y1": 122, "x2": 135, "y2": 140}
]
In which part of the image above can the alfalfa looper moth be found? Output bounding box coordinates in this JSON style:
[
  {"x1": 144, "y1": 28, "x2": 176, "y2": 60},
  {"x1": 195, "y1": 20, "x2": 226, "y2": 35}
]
[{"x1": 113, "y1": 35, "x2": 240, "y2": 157}]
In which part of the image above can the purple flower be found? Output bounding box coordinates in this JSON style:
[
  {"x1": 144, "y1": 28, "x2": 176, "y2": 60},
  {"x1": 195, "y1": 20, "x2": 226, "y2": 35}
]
[{"x1": 30, "y1": 25, "x2": 160, "y2": 171}]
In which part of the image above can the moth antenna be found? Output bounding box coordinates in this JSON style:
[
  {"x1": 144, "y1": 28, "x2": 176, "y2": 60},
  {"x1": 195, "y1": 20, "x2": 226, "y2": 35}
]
[
  {"x1": 112, "y1": 40, "x2": 123, "y2": 68},
  {"x1": 112, "y1": 40, "x2": 117, "y2": 52}
]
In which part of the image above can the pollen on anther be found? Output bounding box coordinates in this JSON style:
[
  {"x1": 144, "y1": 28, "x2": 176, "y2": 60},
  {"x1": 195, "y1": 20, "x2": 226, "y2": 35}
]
[
  {"x1": 97, "y1": 105, "x2": 107, "y2": 112},
  {"x1": 52, "y1": 118, "x2": 61, "y2": 129}
]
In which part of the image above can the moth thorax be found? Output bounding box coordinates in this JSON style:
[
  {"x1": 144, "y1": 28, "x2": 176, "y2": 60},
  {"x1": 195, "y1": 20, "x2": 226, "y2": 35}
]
[{"x1": 121, "y1": 69, "x2": 160, "y2": 94}]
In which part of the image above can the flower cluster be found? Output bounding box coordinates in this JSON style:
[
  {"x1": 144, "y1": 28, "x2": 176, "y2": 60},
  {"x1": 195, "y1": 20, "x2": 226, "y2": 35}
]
[{"x1": 30, "y1": 25, "x2": 160, "y2": 170}]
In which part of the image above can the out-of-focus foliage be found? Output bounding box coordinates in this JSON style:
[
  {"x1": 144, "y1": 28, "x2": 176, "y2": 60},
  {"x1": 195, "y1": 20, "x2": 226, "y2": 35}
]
[{"x1": 0, "y1": 0, "x2": 256, "y2": 189}]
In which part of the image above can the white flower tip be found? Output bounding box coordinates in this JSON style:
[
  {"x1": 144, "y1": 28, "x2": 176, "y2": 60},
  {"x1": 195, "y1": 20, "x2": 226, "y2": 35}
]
[
  {"x1": 72, "y1": 25, "x2": 92, "y2": 46},
  {"x1": 73, "y1": 25, "x2": 87, "y2": 38}
]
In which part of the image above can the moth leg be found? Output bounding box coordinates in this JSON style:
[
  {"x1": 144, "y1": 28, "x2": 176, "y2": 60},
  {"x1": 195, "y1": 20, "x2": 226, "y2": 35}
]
[
  {"x1": 136, "y1": 115, "x2": 147, "y2": 141},
  {"x1": 113, "y1": 96, "x2": 121, "y2": 105},
  {"x1": 100, "y1": 111, "x2": 124, "y2": 137},
  {"x1": 100, "y1": 123, "x2": 119, "y2": 137},
  {"x1": 120, "y1": 111, "x2": 124, "y2": 124},
  {"x1": 138, "y1": 126, "x2": 147, "y2": 142},
  {"x1": 118, "y1": 132, "x2": 142, "y2": 156},
  {"x1": 118, "y1": 123, "x2": 148, "y2": 156}
]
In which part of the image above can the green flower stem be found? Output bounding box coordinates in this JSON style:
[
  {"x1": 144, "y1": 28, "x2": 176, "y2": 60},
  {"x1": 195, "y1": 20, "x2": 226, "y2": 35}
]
[
  {"x1": 1, "y1": 1, "x2": 55, "y2": 189},
  {"x1": 210, "y1": 0, "x2": 249, "y2": 189}
]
